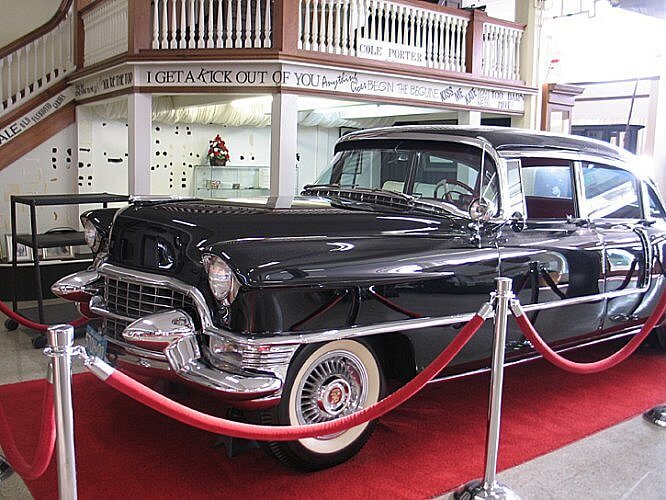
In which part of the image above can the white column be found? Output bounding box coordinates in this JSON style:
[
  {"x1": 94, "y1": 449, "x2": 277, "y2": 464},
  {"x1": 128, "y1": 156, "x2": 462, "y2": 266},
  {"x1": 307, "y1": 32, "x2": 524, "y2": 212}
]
[
  {"x1": 128, "y1": 93, "x2": 152, "y2": 196},
  {"x1": 647, "y1": 76, "x2": 666, "y2": 195},
  {"x1": 270, "y1": 92, "x2": 298, "y2": 203},
  {"x1": 511, "y1": 0, "x2": 540, "y2": 130},
  {"x1": 458, "y1": 110, "x2": 481, "y2": 126}
]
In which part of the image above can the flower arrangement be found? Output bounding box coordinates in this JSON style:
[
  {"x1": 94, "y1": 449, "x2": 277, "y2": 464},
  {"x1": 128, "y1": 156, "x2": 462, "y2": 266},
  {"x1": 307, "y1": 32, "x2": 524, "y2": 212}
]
[{"x1": 208, "y1": 134, "x2": 230, "y2": 166}]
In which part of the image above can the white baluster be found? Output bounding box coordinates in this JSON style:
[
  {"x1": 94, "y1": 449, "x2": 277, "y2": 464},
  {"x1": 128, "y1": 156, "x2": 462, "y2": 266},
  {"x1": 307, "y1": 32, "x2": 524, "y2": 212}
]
[
  {"x1": 429, "y1": 12, "x2": 436, "y2": 67},
  {"x1": 187, "y1": 0, "x2": 195, "y2": 48},
  {"x1": 311, "y1": 0, "x2": 319, "y2": 51},
  {"x1": 302, "y1": 0, "x2": 310, "y2": 49},
  {"x1": 7, "y1": 53, "x2": 13, "y2": 106},
  {"x1": 205, "y1": 0, "x2": 212, "y2": 48},
  {"x1": 382, "y1": 1, "x2": 389, "y2": 42},
  {"x1": 414, "y1": 7, "x2": 420, "y2": 48},
  {"x1": 161, "y1": 0, "x2": 169, "y2": 49},
  {"x1": 503, "y1": 29, "x2": 510, "y2": 79},
  {"x1": 34, "y1": 39, "x2": 40, "y2": 87},
  {"x1": 326, "y1": 0, "x2": 334, "y2": 53},
  {"x1": 215, "y1": 0, "x2": 223, "y2": 47},
  {"x1": 341, "y1": 0, "x2": 349, "y2": 54},
  {"x1": 25, "y1": 44, "x2": 32, "y2": 97},
  {"x1": 513, "y1": 31, "x2": 523, "y2": 80},
  {"x1": 460, "y1": 19, "x2": 467, "y2": 73},
  {"x1": 319, "y1": 0, "x2": 327, "y2": 51},
  {"x1": 244, "y1": 0, "x2": 251, "y2": 48},
  {"x1": 169, "y1": 0, "x2": 176, "y2": 48},
  {"x1": 255, "y1": 0, "x2": 262, "y2": 48},
  {"x1": 391, "y1": 3, "x2": 397, "y2": 44},
  {"x1": 333, "y1": 0, "x2": 341, "y2": 54},
  {"x1": 435, "y1": 15, "x2": 443, "y2": 69},
  {"x1": 235, "y1": 0, "x2": 242, "y2": 48},
  {"x1": 264, "y1": 0, "x2": 271, "y2": 48},
  {"x1": 367, "y1": 0, "x2": 375, "y2": 40},
  {"x1": 225, "y1": 0, "x2": 233, "y2": 47},
  {"x1": 197, "y1": 0, "x2": 205, "y2": 48},
  {"x1": 16, "y1": 49, "x2": 24, "y2": 104},
  {"x1": 179, "y1": 0, "x2": 186, "y2": 48},
  {"x1": 457, "y1": 18, "x2": 465, "y2": 72},
  {"x1": 153, "y1": 0, "x2": 160, "y2": 48}
]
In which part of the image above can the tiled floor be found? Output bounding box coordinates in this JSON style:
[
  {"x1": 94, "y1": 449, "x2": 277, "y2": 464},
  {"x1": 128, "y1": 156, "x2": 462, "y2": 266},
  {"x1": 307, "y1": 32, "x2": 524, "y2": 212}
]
[{"x1": 1, "y1": 305, "x2": 665, "y2": 500}]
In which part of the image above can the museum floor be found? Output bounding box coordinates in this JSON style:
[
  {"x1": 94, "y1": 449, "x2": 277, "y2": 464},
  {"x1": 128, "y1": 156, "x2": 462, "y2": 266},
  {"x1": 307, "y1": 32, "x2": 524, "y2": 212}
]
[{"x1": 0, "y1": 304, "x2": 664, "y2": 500}]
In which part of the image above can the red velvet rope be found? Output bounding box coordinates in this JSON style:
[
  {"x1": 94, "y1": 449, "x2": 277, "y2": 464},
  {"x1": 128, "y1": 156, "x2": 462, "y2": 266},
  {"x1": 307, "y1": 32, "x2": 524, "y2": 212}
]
[
  {"x1": 0, "y1": 299, "x2": 88, "y2": 332},
  {"x1": 513, "y1": 290, "x2": 666, "y2": 374},
  {"x1": 0, "y1": 380, "x2": 55, "y2": 480},
  {"x1": 100, "y1": 314, "x2": 486, "y2": 441}
]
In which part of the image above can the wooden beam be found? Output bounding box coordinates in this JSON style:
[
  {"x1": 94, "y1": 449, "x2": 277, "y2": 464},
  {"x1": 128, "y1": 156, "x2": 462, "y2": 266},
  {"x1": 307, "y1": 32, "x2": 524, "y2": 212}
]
[{"x1": 0, "y1": 104, "x2": 75, "y2": 171}]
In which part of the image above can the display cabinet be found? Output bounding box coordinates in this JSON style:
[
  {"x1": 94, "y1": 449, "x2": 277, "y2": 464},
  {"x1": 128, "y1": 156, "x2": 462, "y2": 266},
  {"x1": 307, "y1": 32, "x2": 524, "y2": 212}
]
[{"x1": 193, "y1": 165, "x2": 270, "y2": 199}]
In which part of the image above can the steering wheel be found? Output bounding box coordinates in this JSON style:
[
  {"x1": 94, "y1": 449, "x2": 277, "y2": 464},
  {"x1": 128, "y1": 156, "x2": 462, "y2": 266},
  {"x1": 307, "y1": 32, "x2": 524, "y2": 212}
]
[{"x1": 433, "y1": 179, "x2": 475, "y2": 203}]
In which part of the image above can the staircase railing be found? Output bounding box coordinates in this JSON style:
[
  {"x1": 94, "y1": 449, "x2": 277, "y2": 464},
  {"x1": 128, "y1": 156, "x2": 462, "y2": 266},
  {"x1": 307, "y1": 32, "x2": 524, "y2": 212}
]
[{"x1": 0, "y1": 0, "x2": 75, "y2": 116}]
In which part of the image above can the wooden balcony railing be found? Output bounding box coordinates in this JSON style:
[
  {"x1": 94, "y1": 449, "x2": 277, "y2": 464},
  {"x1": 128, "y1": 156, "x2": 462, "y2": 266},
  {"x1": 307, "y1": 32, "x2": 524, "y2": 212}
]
[{"x1": 78, "y1": 0, "x2": 525, "y2": 83}]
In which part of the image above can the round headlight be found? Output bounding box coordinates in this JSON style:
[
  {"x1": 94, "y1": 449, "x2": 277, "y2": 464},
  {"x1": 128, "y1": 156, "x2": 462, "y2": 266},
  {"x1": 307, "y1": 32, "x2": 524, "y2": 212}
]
[
  {"x1": 202, "y1": 254, "x2": 239, "y2": 305},
  {"x1": 82, "y1": 218, "x2": 100, "y2": 252}
]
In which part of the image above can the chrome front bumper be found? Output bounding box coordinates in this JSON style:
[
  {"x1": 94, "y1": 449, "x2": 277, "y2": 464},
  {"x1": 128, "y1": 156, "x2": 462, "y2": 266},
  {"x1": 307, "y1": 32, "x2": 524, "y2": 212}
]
[{"x1": 51, "y1": 267, "x2": 290, "y2": 402}]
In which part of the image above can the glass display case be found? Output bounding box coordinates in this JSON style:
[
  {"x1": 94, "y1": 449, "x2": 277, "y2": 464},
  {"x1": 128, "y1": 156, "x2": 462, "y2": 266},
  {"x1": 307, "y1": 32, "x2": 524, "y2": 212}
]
[{"x1": 193, "y1": 165, "x2": 270, "y2": 199}]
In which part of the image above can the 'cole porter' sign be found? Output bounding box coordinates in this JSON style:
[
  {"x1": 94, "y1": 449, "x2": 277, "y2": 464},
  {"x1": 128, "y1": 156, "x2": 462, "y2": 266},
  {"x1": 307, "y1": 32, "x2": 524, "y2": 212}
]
[{"x1": 356, "y1": 38, "x2": 426, "y2": 67}]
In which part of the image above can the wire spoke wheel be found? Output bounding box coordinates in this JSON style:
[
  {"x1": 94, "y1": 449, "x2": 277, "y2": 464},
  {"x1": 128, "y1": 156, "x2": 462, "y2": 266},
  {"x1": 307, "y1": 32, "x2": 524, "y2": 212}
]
[{"x1": 260, "y1": 339, "x2": 384, "y2": 471}]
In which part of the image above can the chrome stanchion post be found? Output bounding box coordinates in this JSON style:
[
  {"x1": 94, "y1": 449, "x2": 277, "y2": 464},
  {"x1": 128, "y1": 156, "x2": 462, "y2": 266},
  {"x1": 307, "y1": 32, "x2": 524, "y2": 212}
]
[
  {"x1": 454, "y1": 278, "x2": 521, "y2": 500},
  {"x1": 46, "y1": 325, "x2": 78, "y2": 500}
]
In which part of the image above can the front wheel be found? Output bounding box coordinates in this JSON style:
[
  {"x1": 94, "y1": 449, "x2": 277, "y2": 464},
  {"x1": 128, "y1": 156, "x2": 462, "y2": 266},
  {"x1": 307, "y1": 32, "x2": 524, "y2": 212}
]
[{"x1": 261, "y1": 339, "x2": 384, "y2": 471}]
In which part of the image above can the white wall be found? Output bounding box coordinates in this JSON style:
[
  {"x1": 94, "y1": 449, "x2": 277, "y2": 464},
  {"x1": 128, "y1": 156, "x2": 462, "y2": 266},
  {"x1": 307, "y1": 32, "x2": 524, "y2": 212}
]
[
  {"x1": 0, "y1": 124, "x2": 79, "y2": 257},
  {"x1": 79, "y1": 116, "x2": 338, "y2": 197},
  {"x1": 1, "y1": 0, "x2": 61, "y2": 47}
]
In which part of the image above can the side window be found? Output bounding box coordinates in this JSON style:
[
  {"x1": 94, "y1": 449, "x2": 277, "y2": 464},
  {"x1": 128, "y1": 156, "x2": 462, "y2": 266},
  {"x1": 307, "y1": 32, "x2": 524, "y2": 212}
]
[
  {"x1": 521, "y1": 160, "x2": 576, "y2": 219},
  {"x1": 412, "y1": 150, "x2": 499, "y2": 213},
  {"x1": 646, "y1": 185, "x2": 666, "y2": 219},
  {"x1": 582, "y1": 163, "x2": 641, "y2": 219}
]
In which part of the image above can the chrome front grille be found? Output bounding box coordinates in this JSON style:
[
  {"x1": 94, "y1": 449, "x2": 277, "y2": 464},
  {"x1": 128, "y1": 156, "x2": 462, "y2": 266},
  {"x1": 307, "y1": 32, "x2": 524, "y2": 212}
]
[{"x1": 102, "y1": 277, "x2": 196, "y2": 340}]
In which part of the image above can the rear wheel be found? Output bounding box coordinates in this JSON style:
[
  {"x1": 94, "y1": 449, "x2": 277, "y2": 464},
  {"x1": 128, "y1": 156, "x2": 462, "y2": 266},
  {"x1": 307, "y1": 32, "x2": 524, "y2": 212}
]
[{"x1": 261, "y1": 339, "x2": 384, "y2": 471}]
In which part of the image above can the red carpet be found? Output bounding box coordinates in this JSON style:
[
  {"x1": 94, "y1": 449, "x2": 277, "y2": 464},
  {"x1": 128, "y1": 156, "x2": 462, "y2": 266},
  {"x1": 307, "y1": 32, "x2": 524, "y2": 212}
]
[{"x1": 2, "y1": 341, "x2": 665, "y2": 500}]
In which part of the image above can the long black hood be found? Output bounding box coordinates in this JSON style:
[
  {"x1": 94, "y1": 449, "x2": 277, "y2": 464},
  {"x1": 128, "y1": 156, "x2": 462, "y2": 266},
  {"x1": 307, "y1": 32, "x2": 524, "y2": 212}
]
[{"x1": 106, "y1": 197, "x2": 470, "y2": 287}]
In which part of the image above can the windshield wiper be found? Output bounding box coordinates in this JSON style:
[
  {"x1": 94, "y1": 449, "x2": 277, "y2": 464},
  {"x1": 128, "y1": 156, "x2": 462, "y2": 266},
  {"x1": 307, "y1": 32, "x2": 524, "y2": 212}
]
[{"x1": 305, "y1": 185, "x2": 469, "y2": 222}]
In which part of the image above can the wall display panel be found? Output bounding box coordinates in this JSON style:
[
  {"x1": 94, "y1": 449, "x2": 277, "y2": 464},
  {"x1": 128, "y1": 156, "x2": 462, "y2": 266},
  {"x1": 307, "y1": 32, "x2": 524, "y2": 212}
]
[
  {"x1": 0, "y1": 125, "x2": 79, "y2": 257},
  {"x1": 82, "y1": 118, "x2": 338, "y2": 198},
  {"x1": 81, "y1": 119, "x2": 129, "y2": 195}
]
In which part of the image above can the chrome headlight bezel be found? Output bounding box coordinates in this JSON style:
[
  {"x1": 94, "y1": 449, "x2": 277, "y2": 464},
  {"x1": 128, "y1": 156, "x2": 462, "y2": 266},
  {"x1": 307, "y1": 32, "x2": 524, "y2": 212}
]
[
  {"x1": 202, "y1": 254, "x2": 239, "y2": 306},
  {"x1": 82, "y1": 217, "x2": 101, "y2": 253}
]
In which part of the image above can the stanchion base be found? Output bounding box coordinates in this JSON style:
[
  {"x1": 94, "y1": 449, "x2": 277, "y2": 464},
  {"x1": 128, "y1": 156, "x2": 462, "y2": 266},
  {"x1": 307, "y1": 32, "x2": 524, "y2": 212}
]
[
  {"x1": 0, "y1": 456, "x2": 14, "y2": 483},
  {"x1": 452, "y1": 479, "x2": 521, "y2": 500},
  {"x1": 643, "y1": 405, "x2": 666, "y2": 427}
]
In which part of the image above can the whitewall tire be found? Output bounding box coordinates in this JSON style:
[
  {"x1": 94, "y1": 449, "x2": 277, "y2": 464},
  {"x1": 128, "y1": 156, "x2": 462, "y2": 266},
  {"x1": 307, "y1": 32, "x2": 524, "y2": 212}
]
[{"x1": 261, "y1": 339, "x2": 384, "y2": 471}]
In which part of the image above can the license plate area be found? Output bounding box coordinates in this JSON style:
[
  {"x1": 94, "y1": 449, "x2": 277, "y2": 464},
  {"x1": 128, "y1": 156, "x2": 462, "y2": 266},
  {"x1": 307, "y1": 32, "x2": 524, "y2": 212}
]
[{"x1": 85, "y1": 324, "x2": 107, "y2": 359}]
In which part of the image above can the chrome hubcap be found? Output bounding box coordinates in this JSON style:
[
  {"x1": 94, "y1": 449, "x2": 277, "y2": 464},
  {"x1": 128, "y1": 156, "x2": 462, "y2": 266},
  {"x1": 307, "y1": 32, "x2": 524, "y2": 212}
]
[{"x1": 295, "y1": 350, "x2": 368, "y2": 429}]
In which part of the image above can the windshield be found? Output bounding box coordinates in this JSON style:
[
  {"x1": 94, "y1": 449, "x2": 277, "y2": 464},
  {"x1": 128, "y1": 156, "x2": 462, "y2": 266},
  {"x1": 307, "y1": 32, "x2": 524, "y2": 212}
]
[{"x1": 311, "y1": 140, "x2": 499, "y2": 215}]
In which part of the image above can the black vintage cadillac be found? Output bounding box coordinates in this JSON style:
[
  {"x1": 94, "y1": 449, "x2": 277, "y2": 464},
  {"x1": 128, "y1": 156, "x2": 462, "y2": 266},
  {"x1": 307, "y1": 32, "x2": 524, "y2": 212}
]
[{"x1": 53, "y1": 126, "x2": 666, "y2": 470}]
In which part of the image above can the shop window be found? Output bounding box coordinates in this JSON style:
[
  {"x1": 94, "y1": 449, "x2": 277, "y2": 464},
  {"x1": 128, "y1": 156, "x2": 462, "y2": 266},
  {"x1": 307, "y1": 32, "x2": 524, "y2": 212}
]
[{"x1": 582, "y1": 164, "x2": 641, "y2": 219}]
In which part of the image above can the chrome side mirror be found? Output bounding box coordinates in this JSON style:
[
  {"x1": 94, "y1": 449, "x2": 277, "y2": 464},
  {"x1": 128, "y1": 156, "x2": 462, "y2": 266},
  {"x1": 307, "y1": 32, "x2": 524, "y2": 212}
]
[{"x1": 469, "y1": 198, "x2": 496, "y2": 223}]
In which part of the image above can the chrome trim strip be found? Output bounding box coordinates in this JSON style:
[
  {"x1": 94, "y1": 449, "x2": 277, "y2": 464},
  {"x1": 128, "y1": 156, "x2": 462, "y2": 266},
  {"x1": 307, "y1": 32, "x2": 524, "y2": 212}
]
[
  {"x1": 429, "y1": 328, "x2": 640, "y2": 384},
  {"x1": 96, "y1": 264, "x2": 652, "y2": 347},
  {"x1": 106, "y1": 337, "x2": 168, "y2": 362},
  {"x1": 520, "y1": 285, "x2": 648, "y2": 314}
]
